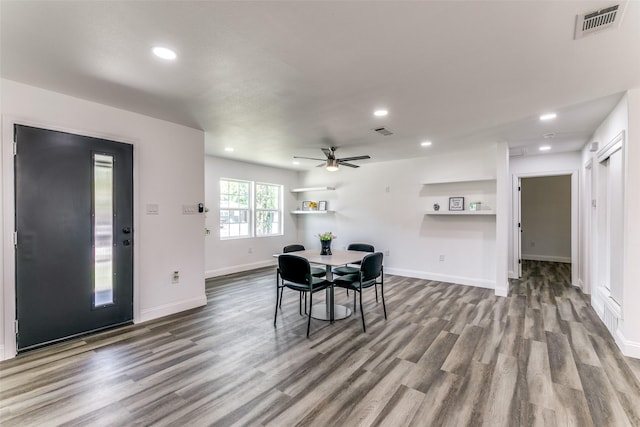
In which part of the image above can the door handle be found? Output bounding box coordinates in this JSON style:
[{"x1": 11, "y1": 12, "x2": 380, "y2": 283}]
[
  {"x1": 123, "y1": 239, "x2": 131, "y2": 246},
  {"x1": 122, "y1": 227, "x2": 131, "y2": 234}
]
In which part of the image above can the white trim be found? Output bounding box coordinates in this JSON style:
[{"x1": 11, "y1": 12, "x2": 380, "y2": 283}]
[
  {"x1": 521, "y1": 254, "x2": 572, "y2": 263},
  {"x1": 615, "y1": 329, "x2": 640, "y2": 359},
  {"x1": 2, "y1": 116, "x2": 139, "y2": 360},
  {"x1": 597, "y1": 130, "x2": 625, "y2": 163},
  {"x1": 205, "y1": 259, "x2": 276, "y2": 279},
  {"x1": 385, "y1": 267, "x2": 495, "y2": 290},
  {"x1": 138, "y1": 294, "x2": 207, "y2": 324}
]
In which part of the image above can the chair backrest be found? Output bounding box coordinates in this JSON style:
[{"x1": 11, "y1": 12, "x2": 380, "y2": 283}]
[
  {"x1": 283, "y1": 244, "x2": 305, "y2": 253},
  {"x1": 278, "y1": 254, "x2": 311, "y2": 285},
  {"x1": 360, "y1": 252, "x2": 383, "y2": 282},
  {"x1": 348, "y1": 243, "x2": 375, "y2": 253}
]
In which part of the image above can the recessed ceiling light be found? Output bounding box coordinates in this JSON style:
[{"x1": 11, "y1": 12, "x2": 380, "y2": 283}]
[
  {"x1": 224, "y1": 147, "x2": 234, "y2": 152},
  {"x1": 539, "y1": 145, "x2": 551, "y2": 151},
  {"x1": 421, "y1": 141, "x2": 432, "y2": 147},
  {"x1": 152, "y1": 46, "x2": 177, "y2": 60},
  {"x1": 292, "y1": 161, "x2": 300, "y2": 165},
  {"x1": 374, "y1": 109, "x2": 388, "y2": 117},
  {"x1": 539, "y1": 113, "x2": 557, "y2": 121}
]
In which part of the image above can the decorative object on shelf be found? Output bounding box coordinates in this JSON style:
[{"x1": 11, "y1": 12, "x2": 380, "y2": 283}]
[
  {"x1": 302, "y1": 201, "x2": 313, "y2": 210},
  {"x1": 318, "y1": 231, "x2": 336, "y2": 255},
  {"x1": 433, "y1": 203, "x2": 440, "y2": 211},
  {"x1": 318, "y1": 201, "x2": 327, "y2": 211},
  {"x1": 449, "y1": 197, "x2": 464, "y2": 211},
  {"x1": 469, "y1": 201, "x2": 482, "y2": 211}
]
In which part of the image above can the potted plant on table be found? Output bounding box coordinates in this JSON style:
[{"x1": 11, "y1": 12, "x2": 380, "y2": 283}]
[{"x1": 318, "y1": 231, "x2": 337, "y2": 255}]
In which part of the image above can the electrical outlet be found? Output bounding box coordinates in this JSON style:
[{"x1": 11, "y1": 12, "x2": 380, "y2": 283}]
[
  {"x1": 248, "y1": 247, "x2": 253, "y2": 254},
  {"x1": 172, "y1": 271, "x2": 180, "y2": 284},
  {"x1": 439, "y1": 254, "x2": 445, "y2": 262},
  {"x1": 384, "y1": 250, "x2": 390, "y2": 257}
]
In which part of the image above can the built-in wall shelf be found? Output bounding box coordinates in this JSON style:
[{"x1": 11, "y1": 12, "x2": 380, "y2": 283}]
[
  {"x1": 421, "y1": 177, "x2": 496, "y2": 185},
  {"x1": 291, "y1": 210, "x2": 334, "y2": 215},
  {"x1": 291, "y1": 186, "x2": 335, "y2": 193},
  {"x1": 425, "y1": 210, "x2": 495, "y2": 216}
]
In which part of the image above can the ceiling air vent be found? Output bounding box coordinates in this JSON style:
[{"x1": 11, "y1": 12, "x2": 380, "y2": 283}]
[
  {"x1": 574, "y1": 4, "x2": 623, "y2": 39},
  {"x1": 373, "y1": 127, "x2": 393, "y2": 136},
  {"x1": 509, "y1": 147, "x2": 527, "y2": 157}
]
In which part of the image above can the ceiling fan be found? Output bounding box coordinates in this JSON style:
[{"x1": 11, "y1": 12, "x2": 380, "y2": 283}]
[{"x1": 294, "y1": 147, "x2": 371, "y2": 171}]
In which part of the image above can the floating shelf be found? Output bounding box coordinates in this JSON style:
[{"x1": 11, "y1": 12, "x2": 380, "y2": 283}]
[
  {"x1": 421, "y1": 177, "x2": 496, "y2": 185},
  {"x1": 291, "y1": 186, "x2": 335, "y2": 193},
  {"x1": 291, "y1": 210, "x2": 334, "y2": 215},
  {"x1": 426, "y1": 210, "x2": 495, "y2": 216}
]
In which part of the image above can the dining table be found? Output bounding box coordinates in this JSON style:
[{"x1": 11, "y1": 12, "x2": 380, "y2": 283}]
[{"x1": 275, "y1": 249, "x2": 369, "y2": 321}]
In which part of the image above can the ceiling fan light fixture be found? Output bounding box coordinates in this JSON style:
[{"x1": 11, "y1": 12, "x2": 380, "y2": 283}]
[
  {"x1": 152, "y1": 46, "x2": 177, "y2": 60},
  {"x1": 539, "y1": 112, "x2": 557, "y2": 121},
  {"x1": 326, "y1": 159, "x2": 339, "y2": 172}
]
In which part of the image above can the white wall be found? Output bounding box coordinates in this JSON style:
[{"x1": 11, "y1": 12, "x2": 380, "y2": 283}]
[
  {"x1": 296, "y1": 147, "x2": 500, "y2": 289},
  {"x1": 1, "y1": 79, "x2": 206, "y2": 359},
  {"x1": 204, "y1": 155, "x2": 299, "y2": 277},
  {"x1": 521, "y1": 175, "x2": 571, "y2": 262},
  {"x1": 583, "y1": 90, "x2": 640, "y2": 358}
]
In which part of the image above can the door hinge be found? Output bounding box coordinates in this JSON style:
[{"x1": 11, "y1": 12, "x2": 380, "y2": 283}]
[
  {"x1": 13, "y1": 231, "x2": 18, "y2": 247},
  {"x1": 518, "y1": 186, "x2": 521, "y2": 191},
  {"x1": 14, "y1": 319, "x2": 18, "y2": 336},
  {"x1": 518, "y1": 222, "x2": 521, "y2": 228},
  {"x1": 13, "y1": 142, "x2": 17, "y2": 156},
  {"x1": 518, "y1": 259, "x2": 521, "y2": 264}
]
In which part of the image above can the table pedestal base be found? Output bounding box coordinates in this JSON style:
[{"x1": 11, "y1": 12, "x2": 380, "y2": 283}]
[{"x1": 310, "y1": 304, "x2": 352, "y2": 321}]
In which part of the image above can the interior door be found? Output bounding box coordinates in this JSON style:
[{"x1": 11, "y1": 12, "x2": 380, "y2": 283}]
[
  {"x1": 15, "y1": 125, "x2": 133, "y2": 351},
  {"x1": 517, "y1": 177, "x2": 522, "y2": 277}
]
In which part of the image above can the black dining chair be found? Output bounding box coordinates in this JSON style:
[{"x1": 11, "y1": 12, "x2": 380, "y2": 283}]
[
  {"x1": 283, "y1": 244, "x2": 326, "y2": 314},
  {"x1": 275, "y1": 254, "x2": 332, "y2": 337},
  {"x1": 333, "y1": 243, "x2": 376, "y2": 300},
  {"x1": 333, "y1": 252, "x2": 386, "y2": 332}
]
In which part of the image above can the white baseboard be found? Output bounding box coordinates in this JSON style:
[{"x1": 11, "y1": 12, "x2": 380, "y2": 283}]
[
  {"x1": 137, "y1": 294, "x2": 207, "y2": 324},
  {"x1": 615, "y1": 329, "x2": 640, "y2": 359},
  {"x1": 385, "y1": 267, "x2": 495, "y2": 290},
  {"x1": 0, "y1": 345, "x2": 8, "y2": 361},
  {"x1": 205, "y1": 259, "x2": 276, "y2": 279},
  {"x1": 522, "y1": 254, "x2": 571, "y2": 263},
  {"x1": 494, "y1": 282, "x2": 509, "y2": 297}
]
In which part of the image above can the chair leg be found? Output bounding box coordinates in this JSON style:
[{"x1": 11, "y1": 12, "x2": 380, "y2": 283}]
[
  {"x1": 353, "y1": 291, "x2": 357, "y2": 312},
  {"x1": 359, "y1": 290, "x2": 366, "y2": 332},
  {"x1": 299, "y1": 292, "x2": 303, "y2": 315},
  {"x1": 274, "y1": 273, "x2": 280, "y2": 327},
  {"x1": 305, "y1": 293, "x2": 308, "y2": 314},
  {"x1": 278, "y1": 287, "x2": 284, "y2": 308},
  {"x1": 374, "y1": 283, "x2": 379, "y2": 303},
  {"x1": 306, "y1": 291, "x2": 313, "y2": 337},
  {"x1": 381, "y1": 280, "x2": 387, "y2": 319}
]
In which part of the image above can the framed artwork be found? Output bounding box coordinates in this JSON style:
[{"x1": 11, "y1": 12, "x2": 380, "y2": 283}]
[
  {"x1": 449, "y1": 196, "x2": 464, "y2": 211},
  {"x1": 302, "y1": 201, "x2": 312, "y2": 211},
  {"x1": 318, "y1": 201, "x2": 327, "y2": 211}
]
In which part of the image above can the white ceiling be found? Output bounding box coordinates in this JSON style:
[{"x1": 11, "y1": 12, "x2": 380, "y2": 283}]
[{"x1": 2, "y1": 1, "x2": 639, "y2": 170}]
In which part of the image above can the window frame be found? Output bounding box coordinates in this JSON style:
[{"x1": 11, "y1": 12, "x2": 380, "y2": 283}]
[
  {"x1": 219, "y1": 178, "x2": 252, "y2": 240},
  {"x1": 254, "y1": 182, "x2": 283, "y2": 237}
]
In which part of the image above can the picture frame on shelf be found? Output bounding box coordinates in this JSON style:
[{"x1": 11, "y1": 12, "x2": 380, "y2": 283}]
[
  {"x1": 449, "y1": 196, "x2": 464, "y2": 211},
  {"x1": 302, "y1": 201, "x2": 312, "y2": 211},
  {"x1": 318, "y1": 201, "x2": 327, "y2": 211}
]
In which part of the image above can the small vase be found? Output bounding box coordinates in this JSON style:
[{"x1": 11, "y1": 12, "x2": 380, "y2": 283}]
[{"x1": 320, "y1": 239, "x2": 332, "y2": 255}]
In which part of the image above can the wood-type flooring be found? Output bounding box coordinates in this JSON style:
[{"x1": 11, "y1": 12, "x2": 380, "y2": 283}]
[{"x1": 1, "y1": 261, "x2": 639, "y2": 426}]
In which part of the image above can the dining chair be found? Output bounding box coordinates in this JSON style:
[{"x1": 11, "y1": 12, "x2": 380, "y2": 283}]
[
  {"x1": 275, "y1": 254, "x2": 332, "y2": 337},
  {"x1": 333, "y1": 243, "x2": 376, "y2": 300},
  {"x1": 283, "y1": 244, "x2": 327, "y2": 314},
  {"x1": 333, "y1": 252, "x2": 386, "y2": 332}
]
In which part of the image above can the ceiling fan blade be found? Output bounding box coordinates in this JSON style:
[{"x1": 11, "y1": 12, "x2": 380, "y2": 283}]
[
  {"x1": 338, "y1": 161, "x2": 360, "y2": 168},
  {"x1": 338, "y1": 155, "x2": 371, "y2": 162},
  {"x1": 321, "y1": 148, "x2": 334, "y2": 159},
  {"x1": 294, "y1": 156, "x2": 325, "y2": 161},
  {"x1": 316, "y1": 162, "x2": 326, "y2": 167}
]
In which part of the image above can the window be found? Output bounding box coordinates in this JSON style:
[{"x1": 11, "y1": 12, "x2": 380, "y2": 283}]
[
  {"x1": 255, "y1": 183, "x2": 281, "y2": 236},
  {"x1": 219, "y1": 179, "x2": 283, "y2": 239},
  {"x1": 220, "y1": 179, "x2": 251, "y2": 239}
]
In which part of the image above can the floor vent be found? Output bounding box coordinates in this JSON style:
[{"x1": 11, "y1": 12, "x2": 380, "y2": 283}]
[
  {"x1": 575, "y1": 4, "x2": 623, "y2": 39},
  {"x1": 373, "y1": 127, "x2": 393, "y2": 136}
]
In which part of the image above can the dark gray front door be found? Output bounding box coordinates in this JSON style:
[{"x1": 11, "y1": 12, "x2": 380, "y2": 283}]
[{"x1": 15, "y1": 125, "x2": 133, "y2": 351}]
